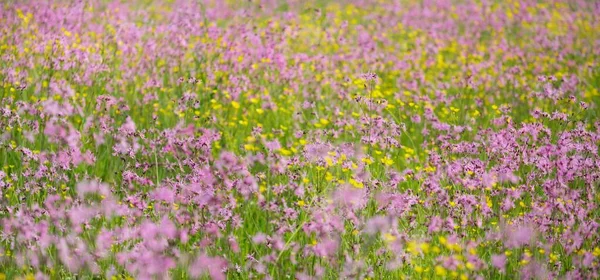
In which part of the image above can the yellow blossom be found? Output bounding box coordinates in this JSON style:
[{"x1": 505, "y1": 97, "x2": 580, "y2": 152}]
[
  {"x1": 435, "y1": 265, "x2": 447, "y2": 276},
  {"x1": 381, "y1": 157, "x2": 394, "y2": 166}
]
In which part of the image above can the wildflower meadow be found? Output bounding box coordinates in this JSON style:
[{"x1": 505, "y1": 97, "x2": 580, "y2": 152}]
[{"x1": 1, "y1": 0, "x2": 599, "y2": 279}]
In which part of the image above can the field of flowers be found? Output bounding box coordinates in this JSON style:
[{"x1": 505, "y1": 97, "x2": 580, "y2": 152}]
[{"x1": 0, "y1": 0, "x2": 599, "y2": 279}]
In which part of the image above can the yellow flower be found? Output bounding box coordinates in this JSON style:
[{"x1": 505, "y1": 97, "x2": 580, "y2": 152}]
[
  {"x1": 406, "y1": 241, "x2": 418, "y2": 255},
  {"x1": 381, "y1": 157, "x2": 394, "y2": 166},
  {"x1": 384, "y1": 233, "x2": 396, "y2": 242},
  {"x1": 439, "y1": 236, "x2": 447, "y2": 245},
  {"x1": 414, "y1": 266, "x2": 424, "y2": 273},
  {"x1": 279, "y1": 148, "x2": 292, "y2": 156},
  {"x1": 469, "y1": 247, "x2": 477, "y2": 255},
  {"x1": 450, "y1": 243, "x2": 462, "y2": 252},
  {"x1": 325, "y1": 172, "x2": 333, "y2": 182},
  {"x1": 361, "y1": 157, "x2": 373, "y2": 165},
  {"x1": 435, "y1": 265, "x2": 447, "y2": 276},
  {"x1": 486, "y1": 196, "x2": 493, "y2": 208},
  {"x1": 297, "y1": 200, "x2": 306, "y2": 207},
  {"x1": 424, "y1": 166, "x2": 436, "y2": 173},
  {"x1": 519, "y1": 201, "x2": 527, "y2": 207},
  {"x1": 349, "y1": 178, "x2": 364, "y2": 189},
  {"x1": 419, "y1": 243, "x2": 430, "y2": 254},
  {"x1": 244, "y1": 144, "x2": 257, "y2": 151}
]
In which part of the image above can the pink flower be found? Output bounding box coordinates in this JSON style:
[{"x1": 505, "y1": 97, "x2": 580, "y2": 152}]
[
  {"x1": 313, "y1": 238, "x2": 339, "y2": 258},
  {"x1": 151, "y1": 187, "x2": 175, "y2": 203},
  {"x1": 364, "y1": 216, "x2": 392, "y2": 235},
  {"x1": 491, "y1": 254, "x2": 507, "y2": 273},
  {"x1": 506, "y1": 225, "x2": 535, "y2": 248},
  {"x1": 252, "y1": 233, "x2": 268, "y2": 244},
  {"x1": 76, "y1": 180, "x2": 110, "y2": 198},
  {"x1": 119, "y1": 117, "x2": 136, "y2": 135},
  {"x1": 189, "y1": 254, "x2": 227, "y2": 280}
]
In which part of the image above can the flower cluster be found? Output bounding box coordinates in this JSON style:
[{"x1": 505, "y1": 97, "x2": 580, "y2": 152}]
[{"x1": 0, "y1": 0, "x2": 599, "y2": 279}]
